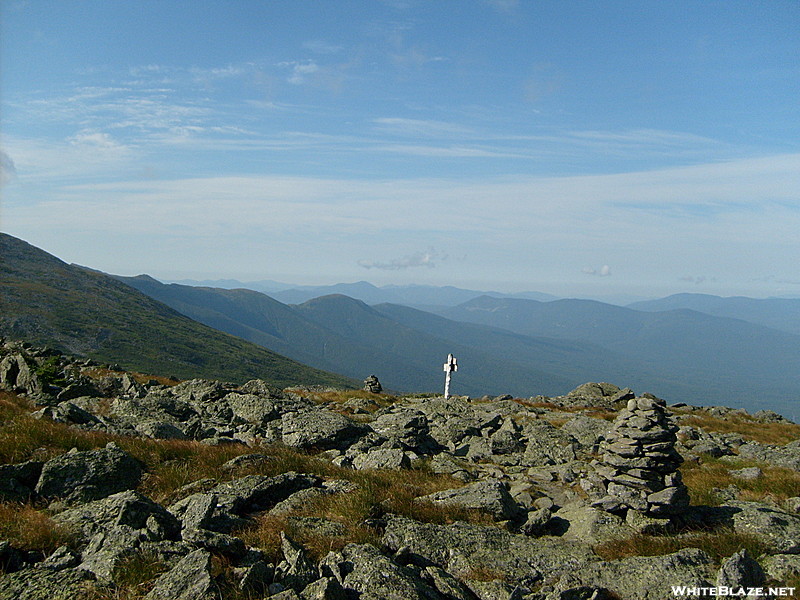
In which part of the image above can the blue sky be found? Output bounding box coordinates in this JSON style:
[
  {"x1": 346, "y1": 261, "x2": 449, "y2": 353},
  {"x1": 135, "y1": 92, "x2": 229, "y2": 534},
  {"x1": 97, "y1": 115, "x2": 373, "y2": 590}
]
[{"x1": 2, "y1": 0, "x2": 799, "y2": 299}]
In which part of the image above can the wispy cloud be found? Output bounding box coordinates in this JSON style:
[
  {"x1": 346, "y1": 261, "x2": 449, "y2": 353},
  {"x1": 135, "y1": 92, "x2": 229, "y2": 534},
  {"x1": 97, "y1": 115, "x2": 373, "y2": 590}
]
[
  {"x1": 358, "y1": 248, "x2": 447, "y2": 270},
  {"x1": 0, "y1": 150, "x2": 17, "y2": 187},
  {"x1": 583, "y1": 265, "x2": 612, "y2": 277}
]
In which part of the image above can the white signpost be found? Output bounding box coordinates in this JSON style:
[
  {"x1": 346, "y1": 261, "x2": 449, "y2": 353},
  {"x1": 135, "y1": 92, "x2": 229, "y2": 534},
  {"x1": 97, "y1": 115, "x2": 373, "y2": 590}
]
[{"x1": 443, "y1": 353, "x2": 458, "y2": 399}]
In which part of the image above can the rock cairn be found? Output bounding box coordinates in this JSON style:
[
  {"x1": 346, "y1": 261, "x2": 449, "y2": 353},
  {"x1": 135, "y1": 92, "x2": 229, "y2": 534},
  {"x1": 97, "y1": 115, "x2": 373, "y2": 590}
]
[
  {"x1": 363, "y1": 375, "x2": 382, "y2": 394},
  {"x1": 594, "y1": 396, "x2": 689, "y2": 516}
]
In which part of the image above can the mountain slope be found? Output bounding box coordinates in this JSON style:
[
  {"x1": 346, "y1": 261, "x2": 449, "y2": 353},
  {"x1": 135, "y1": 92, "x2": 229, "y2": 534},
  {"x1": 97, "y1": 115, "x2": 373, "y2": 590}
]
[
  {"x1": 628, "y1": 293, "x2": 800, "y2": 336},
  {"x1": 0, "y1": 233, "x2": 353, "y2": 388}
]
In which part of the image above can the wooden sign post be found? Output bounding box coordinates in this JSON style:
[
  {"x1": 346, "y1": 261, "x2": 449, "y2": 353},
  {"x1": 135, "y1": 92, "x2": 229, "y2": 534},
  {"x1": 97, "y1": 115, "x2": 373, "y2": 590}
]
[{"x1": 443, "y1": 353, "x2": 458, "y2": 399}]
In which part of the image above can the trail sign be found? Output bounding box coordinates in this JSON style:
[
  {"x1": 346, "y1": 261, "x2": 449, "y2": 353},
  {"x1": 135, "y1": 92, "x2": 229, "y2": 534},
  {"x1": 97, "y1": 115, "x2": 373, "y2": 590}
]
[{"x1": 443, "y1": 353, "x2": 458, "y2": 399}]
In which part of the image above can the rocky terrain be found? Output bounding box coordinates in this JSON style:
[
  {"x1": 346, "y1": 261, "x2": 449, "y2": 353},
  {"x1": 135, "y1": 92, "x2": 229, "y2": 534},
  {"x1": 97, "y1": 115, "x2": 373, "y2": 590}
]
[{"x1": 1, "y1": 338, "x2": 800, "y2": 599}]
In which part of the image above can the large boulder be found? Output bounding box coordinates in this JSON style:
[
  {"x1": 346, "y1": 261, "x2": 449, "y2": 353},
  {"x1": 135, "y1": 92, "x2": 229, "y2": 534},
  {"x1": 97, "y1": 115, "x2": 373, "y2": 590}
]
[
  {"x1": 208, "y1": 471, "x2": 322, "y2": 515},
  {"x1": 55, "y1": 489, "x2": 181, "y2": 539},
  {"x1": 145, "y1": 549, "x2": 219, "y2": 600},
  {"x1": 382, "y1": 516, "x2": 598, "y2": 587},
  {"x1": 552, "y1": 548, "x2": 714, "y2": 600},
  {"x1": 321, "y1": 543, "x2": 445, "y2": 600},
  {"x1": 34, "y1": 442, "x2": 144, "y2": 504},
  {"x1": 282, "y1": 410, "x2": 369, "y2": 451},
  {"x1": 0, "y1": 566, "x2": 96, "y2": 600},
  {"x1": 415, "y1": 480, "x2": 521, "y2": 521},
  {"x1": 725, "y1": 501, "x2": 800, "y2": 553}
]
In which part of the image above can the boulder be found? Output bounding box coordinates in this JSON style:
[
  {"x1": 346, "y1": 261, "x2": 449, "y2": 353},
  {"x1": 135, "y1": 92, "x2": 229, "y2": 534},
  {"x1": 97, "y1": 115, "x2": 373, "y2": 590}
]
[
  {"x1": 35, "y1": 442, "x2": 145, "y2": 504},
  {"x1": 352, "y1": 448, "x2": 411, "y2": 471},
  {"x1": 725, "y1": 501, "x2": 800, "y2": 553},
  {"x1": 382, "y1": 516, "x2": 598, "y2": 587},
  {"x1": 321, "y1": 543, "x2": 444, "y2": 600},
  {"x1": 715, "y1": 549, "x2": 765, "y2": 589},
  {"x1": 145, "y1": 548, "x2": 219, "y2": 600},
  {"x1": 0, "y1": 566, "x2": 96, "y2": 600},
  {"x1": 282, "y1": 410, "x2": 369, "y2": 451},
  {"x1": 0, "y1": 460, "x2": 43, "y2": 501},
  {"x1": 55, "y1": 489, "x2": 181, "y2": 539},
  {"x1": 209, "y1": 471, "x2": 322, "y2": 515},
  {"x1": 415, "y1": 480, "x2": 521, "y2": 521},
  {"x1": 552, "y1": 548, "x2": 714, "y2": 600}
]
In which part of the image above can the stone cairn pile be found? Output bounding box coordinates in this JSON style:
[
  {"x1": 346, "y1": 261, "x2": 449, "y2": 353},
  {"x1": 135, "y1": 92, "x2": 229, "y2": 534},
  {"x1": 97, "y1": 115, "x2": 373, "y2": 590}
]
[
  {"x1": 594, "y1": 395, "x2": 689, "y2": 517},
  {"x1": 363, "y1": 375, "x2": 382, "y2": 394}
]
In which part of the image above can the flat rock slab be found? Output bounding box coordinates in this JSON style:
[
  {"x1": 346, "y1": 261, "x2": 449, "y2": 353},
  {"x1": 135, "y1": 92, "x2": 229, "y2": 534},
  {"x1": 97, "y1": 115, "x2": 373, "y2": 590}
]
[
  {"x1": 415, "y1": 479, "x2": 520, "y2": 521},
  {"x1": 382, "y1": 516, "x2": 598, "y2": 587}
]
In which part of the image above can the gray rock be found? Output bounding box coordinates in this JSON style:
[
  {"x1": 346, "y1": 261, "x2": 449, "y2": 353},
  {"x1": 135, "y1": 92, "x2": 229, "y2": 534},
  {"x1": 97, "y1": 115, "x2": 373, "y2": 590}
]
[
  {"x1": 382, "y1": 516, "x2": 599, "y2": 587},
  {"x1": 737, "y1": 442, "x2": 800, "y2": 471},
  {"x1": 551, "y1": 506, "x2": 633, "y2": 544},
  {"x1": 465, "y1": 579, "x2": 524, "y2": 600},
  {"x1": 278, "y1": 532, "x2": 318, "y2": 591},
  {"x1": 353, "y1": 447, "x2": 411, "y2": 471},
  {"x1": 301, "y1": 576, "x2": 349, "y2": 600},
  {"x1": 363, "y1": 375, "x2": 382, "y2": 394},
  {"x1": 0, "y1": 460, "x2": 43, "y2": 501},
  {"x1": 715, "y1": 549, "x2": 765, "y2": 589},
  {"x1": 371, "y1": 410, "x2": 437, "y2": 452},
  {"x1": 725, "y1": 501, "x2": 800, "y2": 553},
  {"x1": 225, "y1": 392, "x2": 278, "y2": 424},
  {"x1": 78, "y1": 524, "x2": 143, "y2": 582},
  {"x1": 521, "y1": 420, "x2": 577, "y2": 466},
  {"x1": 35, "y1": 442, "x2": 145, "y2": 504},
  {"x1": 282, "y1": 410, "x2": 369, "y2": 451},
  {"x1": 210, "y1": 471, "x2": 322, "y2": 515},
  {"x1": 520, "y1": 507, "x2": 552, "y2": 537},
  {"x1": 55, "y1": 489, "x2": 181, "y2": 539},
  {"x1": 561, "y1": 416, "x2": 610, "y2": 452},
  {"x1": 416, "y1": 480, "x2": 521, "y2": 521},
  {"x1": 323, "y1": 543, "x2": 444, "y2": 600},
  {"x1": 182, "y1": 527, "x2": 247, "y2": 559},
  {"x1": 0, "y1": 566, "x2": 96, "y2": 600},
  {"x1": 421, "y1": 565, "x2": 479, "y2": 600},
  {"x1": 761, "y1": 553, "x2": 800, "y2": 582},
  {"x1": 729, "y1": 467, "x2": 763, "y2": 480},
  {"x1": 552, "y1": 548, "x2": 714, "y2": 600},
  {"x1": 135, "y1": 420, "x2": 188, "y2": 440},
  {"x1": 145, "y1": 548, "x2": 219, "y2": 600}
]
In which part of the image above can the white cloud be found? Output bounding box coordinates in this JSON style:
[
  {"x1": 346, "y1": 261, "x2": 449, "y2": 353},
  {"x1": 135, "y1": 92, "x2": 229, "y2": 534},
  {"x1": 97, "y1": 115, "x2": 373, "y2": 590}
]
[
  {"x1": 583, "y1": 265, "x2": 612, "y2": 277},
  {"x1": 358, "y1": 248, "x2": 446, "y2": 270}
]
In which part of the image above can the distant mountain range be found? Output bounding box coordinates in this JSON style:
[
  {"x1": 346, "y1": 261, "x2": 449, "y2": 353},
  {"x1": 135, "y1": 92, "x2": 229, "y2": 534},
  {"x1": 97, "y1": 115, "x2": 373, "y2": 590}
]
[
  {"x1": 169, "y1": 278, "x2": 559, "y2": 308},
  {"x1": 0, "y1": 233, "x2": 353, "y2": 389},
  {"x1": 122, "y1": 274, "x2": 800, "y2": 417},
  {"x1": 3, "y1": 233, "x2": 799, "y2": 417},
  {"x1": 628, "y1": 293, "x2": 800, "y2": 336}
]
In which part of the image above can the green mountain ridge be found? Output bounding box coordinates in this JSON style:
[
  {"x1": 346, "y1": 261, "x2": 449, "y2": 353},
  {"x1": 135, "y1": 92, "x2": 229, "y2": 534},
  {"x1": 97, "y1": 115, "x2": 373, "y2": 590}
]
[{"x1": 0, "y1": 233, "x2": 354, "y2": 389}]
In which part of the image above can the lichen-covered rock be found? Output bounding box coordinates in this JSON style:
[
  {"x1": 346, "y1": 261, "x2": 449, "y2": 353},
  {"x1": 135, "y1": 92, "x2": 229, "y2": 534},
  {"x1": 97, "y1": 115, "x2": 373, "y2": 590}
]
[
  {"x1": 209, "y1": 471, "x2": 322, "y2": 515},
  {"x1": 282, "y1": 409, "x2": 369, "y2": 450},
  {"x1": 715, "y1": 549, "x2": 765, "y2": 589},
  {"x1": 382, "y1": 516, "x2": 598, "y2": 587},
  {"x1": 415, "y1": 480, "x2": 521, "y2": 521},
  {"x1": 145, "y1": 548, "x2": 219, "y2": 600},
  {"x1": 352, "y1": 447, "x2": 411, "y2": 471},
  {"x1": 552, "y1": 548, "x2": 714, "y2": 600},
  {"x1": 725, "y1": 501, "x2": 800, "y2": 553},
  {"x1": 0, "y1": 566, "x2": 96, "y2": 600},
  {"x1": 321, "y1": 543, "x2": 445, "y2": 600},
  {"x1": 55, "y1": 489, "x2": 181, "y2": 539},
  {"x1": 35, "y1": 442, "x2": 145, "y2": 504}
]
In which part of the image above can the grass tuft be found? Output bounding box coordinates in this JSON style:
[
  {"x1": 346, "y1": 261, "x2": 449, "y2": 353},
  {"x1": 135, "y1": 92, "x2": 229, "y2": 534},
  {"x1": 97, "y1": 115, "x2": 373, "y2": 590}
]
[
  {"x1": 679, "y1": 412, "x2": 800, "y2": 446},
  {"x1": 594, "y1": 527, "x2": 769, "y2": 564}
]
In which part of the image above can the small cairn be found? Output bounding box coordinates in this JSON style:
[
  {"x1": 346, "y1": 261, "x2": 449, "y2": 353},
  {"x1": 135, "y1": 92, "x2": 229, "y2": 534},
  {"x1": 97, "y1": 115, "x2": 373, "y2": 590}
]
[
  {"x1": 594, "y1": 395, "x2": 689, "y2": 516},
  {"x1": 363, "y1": 375, "x2": 382, "y2": 394}
]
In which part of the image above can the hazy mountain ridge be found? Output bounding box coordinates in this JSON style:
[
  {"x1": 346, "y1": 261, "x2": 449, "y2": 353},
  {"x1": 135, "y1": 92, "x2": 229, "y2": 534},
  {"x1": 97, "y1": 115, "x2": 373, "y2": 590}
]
[{"x1": 628, "y1": 292, "x2": 800, "y2": 336}]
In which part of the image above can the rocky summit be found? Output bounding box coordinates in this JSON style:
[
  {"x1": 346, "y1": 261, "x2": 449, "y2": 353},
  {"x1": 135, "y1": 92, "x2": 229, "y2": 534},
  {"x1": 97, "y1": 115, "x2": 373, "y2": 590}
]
[{"x1": 1, "y1": 338, "x2": 799, "y2": 600}]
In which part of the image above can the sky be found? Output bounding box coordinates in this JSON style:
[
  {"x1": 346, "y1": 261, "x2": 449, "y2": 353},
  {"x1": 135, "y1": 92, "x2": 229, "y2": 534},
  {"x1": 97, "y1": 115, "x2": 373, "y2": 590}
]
[{"x1": 1, "y1": 0, "x2": 799, "y2": 300}]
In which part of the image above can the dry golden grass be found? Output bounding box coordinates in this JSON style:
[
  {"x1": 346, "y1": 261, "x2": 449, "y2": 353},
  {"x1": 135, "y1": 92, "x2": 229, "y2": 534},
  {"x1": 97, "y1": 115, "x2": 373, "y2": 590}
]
[
  {"x1": 240, "y1": 465, "x2": 490, "y2": 563},
  {"x1": 594, "y1": 528, "x2": 769, "y2": 564},
  {"x1": 679, "y1": 412, "x2": 800, "y2": 446},
  {"x1": 681, "y1": 455, "x2": 800, "y2": 506},
  {"x1": 0, "y1": 502, "x2": 76, "y2": 556}
]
